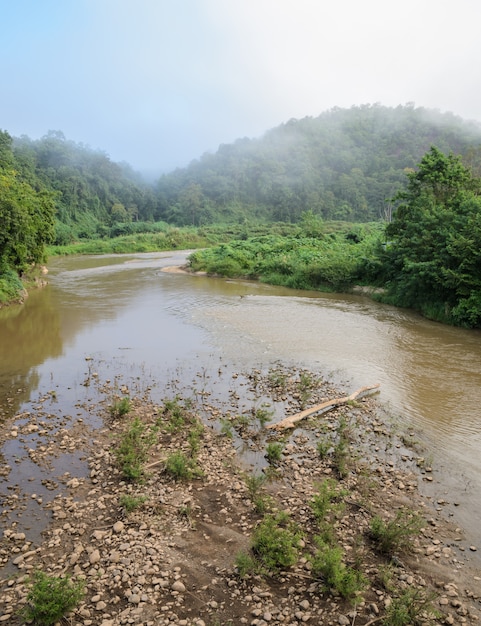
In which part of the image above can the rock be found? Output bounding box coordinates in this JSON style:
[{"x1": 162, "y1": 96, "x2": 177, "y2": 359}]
[
  {"x1": 113, "y1": 521, "x2": 125, "y2": 533},
  {"x1": 89, "y1": 549, "x2": 101, "y2": 563},
  {"x1": 172, "y1": 580, "x2": 186, "y2": 592}
]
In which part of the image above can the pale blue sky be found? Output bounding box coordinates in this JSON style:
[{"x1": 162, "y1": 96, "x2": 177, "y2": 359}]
[{"x1": 2, "y1": 0, "x2": 481, "y2": 176}]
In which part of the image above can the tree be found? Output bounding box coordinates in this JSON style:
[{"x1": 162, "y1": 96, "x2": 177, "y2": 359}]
[
  {"x1": 0, "y1": 170, "x2": 56, "y2": 271},
  {"x1": 381, "y1": 146, "x2": 481, "y2": 326}
]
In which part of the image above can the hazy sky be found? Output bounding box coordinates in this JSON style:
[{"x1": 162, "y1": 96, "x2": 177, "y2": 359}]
[{"x1": 2, "y1": 0, "x2": 481, "y2": 176}]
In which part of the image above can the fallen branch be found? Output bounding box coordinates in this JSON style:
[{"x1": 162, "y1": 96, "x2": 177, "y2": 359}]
[{"x1": 266, "y1": 383, "x2": 380, "y2": 431}]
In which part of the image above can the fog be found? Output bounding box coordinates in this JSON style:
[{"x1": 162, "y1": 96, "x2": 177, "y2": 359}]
[{"x1": 2, "y1": 0, "x2": 481, "y2": 176}]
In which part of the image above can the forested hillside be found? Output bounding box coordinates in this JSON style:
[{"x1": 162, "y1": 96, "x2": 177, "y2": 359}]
[
  {"x1": 10, "y1": 131, "x2": 157, "y2": 244},
  {"x1": 156, "y1": 104, "x2": 481, "y2": 225}
]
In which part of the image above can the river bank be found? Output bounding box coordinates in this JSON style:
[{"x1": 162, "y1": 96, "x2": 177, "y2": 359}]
[{"x1": 0, "y1": 364, "x2": 479, "y2": 625}]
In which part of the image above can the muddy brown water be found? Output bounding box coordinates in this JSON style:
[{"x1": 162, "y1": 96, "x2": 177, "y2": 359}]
[{"x1": 1, "y1": 251, "x2": 480, "y2": 556}]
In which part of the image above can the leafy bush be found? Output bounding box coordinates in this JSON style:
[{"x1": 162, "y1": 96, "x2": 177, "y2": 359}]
[
  {"x1": 251, "y1": 512, "x2": 302, "y2": 573},
  {"x1": 310, "y1": 478, "x2": 347, "y2": 523},
  {"x1": 18, "y1": 570, "x2": 84, "y2": 625}
]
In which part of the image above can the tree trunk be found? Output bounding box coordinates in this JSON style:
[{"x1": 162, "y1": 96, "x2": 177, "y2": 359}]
[{"x1": 266, "y1": 384, "x2": 380, "y2": 431}]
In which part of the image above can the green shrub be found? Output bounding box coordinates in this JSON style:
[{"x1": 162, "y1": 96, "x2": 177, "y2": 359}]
[
  {"x1": 311, "y1": 539, "x2": 366, "y2": 601},
  {"x1": 165, "y1": 451, "x2": 202, "y2": 480},
  {"x1": 161, "y1": 396, "x2": 188, "y2": 433},
  {"x1": 18, "y1": 570, "x2": 84, "y2": 625},
  {"x1": 234, "y1": 550, "x2": 258, "y2": 578},
  {"x1": 251, "y1": 512, "x2": 302, "y2": 573},
  {"x1": 383, "y1": 588, "x2": 440, "y2": 626},
  {"x1": 369, "y1": 508, "x2": 423, "y2": 555},
  {"x1": 187, "y1": 422, "x2": 204, "y2": 455},
  {"x1": 253, "y1": 405, "x2": 274, "y2": 427}
]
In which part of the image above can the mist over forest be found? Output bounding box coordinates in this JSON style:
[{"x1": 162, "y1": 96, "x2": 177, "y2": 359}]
[{"x1": 3, "y1": 104, "x2": 481, "y2": 243}]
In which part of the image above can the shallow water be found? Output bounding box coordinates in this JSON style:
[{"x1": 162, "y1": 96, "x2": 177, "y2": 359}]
[{"x1": 1, "y1": 251, "x2": 480, "y2": 551}]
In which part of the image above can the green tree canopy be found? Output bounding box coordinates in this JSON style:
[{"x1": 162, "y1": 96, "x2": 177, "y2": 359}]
[
  {"x1": 0, "y1": 130, "x2": 56, "y2": 274},
  {"x1": 381, "y1": 146, "x2": 481, "y2": 327}
]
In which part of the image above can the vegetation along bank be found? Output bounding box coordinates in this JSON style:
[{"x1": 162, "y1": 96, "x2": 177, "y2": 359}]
[{"x1": 2, "y1": 104, "x2": 481, "y2": 326}]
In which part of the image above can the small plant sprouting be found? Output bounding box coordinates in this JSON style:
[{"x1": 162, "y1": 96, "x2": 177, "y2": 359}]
[
  {"x1": 265, "y1": 441, "x2": 284, "y2": 464},
  {"x1": 162, "y1": 396, "x2": 188, "y2": 433},
  {"x1": 188, "y1": 422, "x2": 204, "y2": 455},
  {"x1": 109, "y1": 396, "x2": 131, "y2": 419},
  {"x1": 298, "y1": 370, "x2": 319, "y2": 407},
  {"x1": 18, "y1": 570, "x2": 85, "y2": 626},
  {"x1": 383, "y1": 588, "x2": 440, "y2": 626},
  {"x1": 333, "y1": 416, "x2": 352, "y2": 478},
  {"x1": 251, "y1": 511, "x2": 302, "y2": 574},
  {"x1": 316, "y1": 438, "x2": 331, "y2": 459},
  {"x1": 119, "y1": 493, "x2": 147, "y2": 513},
  {"x1": 267, "y1": 367, "x2": 288, "y2": 390},
  {"x1": 310, "y1": 478, "x2": 347, "y2": 523},
  {"x1": 253, "y1": 404, "x2": 274, "y2": 427},
  {"x1": 244, "y1": 472, "x2": 267, "y2": 500},
  {"x1": 234, "y1": 550, "x2": 258, "y2": 578},
  {"x1": 369, "y1": 508, "x2": 423, "y2": 555},
  {"x1": 243, "y1": 472, "x2": 272, "y2": 513},
  {"x1": 114, "y1": 417, "x2": 156, "y2": 482},
  {"x1": 219, "y1": 417, "x2": 234, "y2": 438}
]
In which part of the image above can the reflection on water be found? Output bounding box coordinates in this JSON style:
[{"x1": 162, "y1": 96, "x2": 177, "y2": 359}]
[{"x1": 1, "y1": 250, "x2": 481, "y2": 549}]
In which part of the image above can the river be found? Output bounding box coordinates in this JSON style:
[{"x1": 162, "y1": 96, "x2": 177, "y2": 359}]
[{"x1": 1, "y1": 251, "x2": 480, "y2": 552}]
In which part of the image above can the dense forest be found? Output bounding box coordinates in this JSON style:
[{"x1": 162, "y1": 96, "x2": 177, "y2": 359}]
[
  {"x1": 156, "y1": 104, "x2": 481, "y2": 225},
  {"x1": 2, "y1": 104, "x2": 481, "y2": 244}
]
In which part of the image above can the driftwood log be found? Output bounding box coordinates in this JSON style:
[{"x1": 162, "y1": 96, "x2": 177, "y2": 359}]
[{"x1": 266, "y1": 383, "x2": 380, "y2": 431}]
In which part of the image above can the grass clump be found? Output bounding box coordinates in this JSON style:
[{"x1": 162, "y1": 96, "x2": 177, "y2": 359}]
[
  {"x1": 265, "y1": 441, "x2": 284, "y2": 465},
  {"x1": 311, "y1": 539, "x2": 367, "y2": 601},
  {"x1": 165, "y1": 451, "x2": 202, "y2": 480},
  {"x1": 119, "y1": 493, "x2": 147, "y2": 513},
  {"x1": 161, "y1": 396, "x2": 189, "y2": 433},
  {"x1": 18, "y1": 570, "x2": 85, "y2": 625},
  {"x1": 253, "y1": 404, "x2": 274, "y2": 427},
  {"x1": 383, "y1": 588, "x2": 440, "y2": 626},
  {"x1": 108, "y1": 396, "x2": 131, "y2": 419},
  {"x1": 114, "y1": 416, "x2": 156, "y2": 482},
  {"x1": 316, "y1": 438, "x2": 332, "y2": 459},
  {"x1": 310, "y1": 478, "x2": 347, "y2": 523},
  {"x1": 369, "y1": 508, "x2": 423, "y2": 555}
]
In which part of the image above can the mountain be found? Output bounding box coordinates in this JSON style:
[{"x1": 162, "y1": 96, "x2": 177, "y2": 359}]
[{"x1": 155, "y1": 104, "x2": 481, "y2": 225}]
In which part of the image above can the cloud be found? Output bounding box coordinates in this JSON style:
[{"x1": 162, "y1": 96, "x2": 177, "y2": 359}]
[{"x1": 2, "y1": 0, "x2": 481, "y2": 174}]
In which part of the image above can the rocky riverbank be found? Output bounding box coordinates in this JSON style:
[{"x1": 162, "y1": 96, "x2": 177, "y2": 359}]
[{"x1": 0, "y1": 365, "x2": 480, "y2": 625}]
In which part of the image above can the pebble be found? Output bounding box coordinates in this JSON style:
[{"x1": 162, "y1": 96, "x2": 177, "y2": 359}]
[{"x1": 172, "y1": 580, "x2": 186, "y2": 592}]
